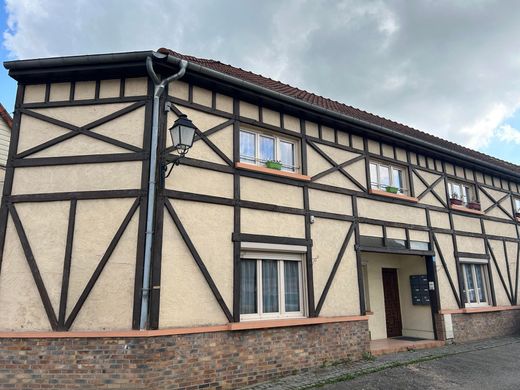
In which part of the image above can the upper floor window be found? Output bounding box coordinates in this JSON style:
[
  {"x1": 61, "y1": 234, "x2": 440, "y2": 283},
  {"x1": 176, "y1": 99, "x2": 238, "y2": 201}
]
[
  {"x1": 448, "y1": 180, "x2": 474, "y2": 206},
  {"x1": 240, "y1": 251, "x2": 305, "y2": 320},
  {"x1": 514, "y1": 198, "x2": 520, "y2": 215},
  {"x1": 240, "y1": 128, "x2": 299, "y2": 172},
  {"x1": 370, "y1": 161, "x2": 407, "y2": 194},
  {"x1": 461, "y1": 262, "x2": 489, "y2": 307}
]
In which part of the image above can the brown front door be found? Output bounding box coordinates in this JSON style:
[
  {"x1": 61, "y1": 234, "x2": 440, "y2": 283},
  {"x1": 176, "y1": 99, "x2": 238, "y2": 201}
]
[{"x1": 382, "y1": 268, "x2": 402, "y2": 337}]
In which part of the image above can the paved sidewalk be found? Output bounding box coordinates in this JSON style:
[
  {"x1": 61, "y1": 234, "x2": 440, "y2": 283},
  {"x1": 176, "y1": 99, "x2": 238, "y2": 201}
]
[{"x1": 245, "y1": 335, "x2": 520, "y2": 390}]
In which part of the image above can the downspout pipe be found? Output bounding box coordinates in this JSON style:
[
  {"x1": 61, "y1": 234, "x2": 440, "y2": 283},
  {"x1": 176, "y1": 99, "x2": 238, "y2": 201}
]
[{"x1": 140, "y1": 53, "x2": 187, "y2": 330}]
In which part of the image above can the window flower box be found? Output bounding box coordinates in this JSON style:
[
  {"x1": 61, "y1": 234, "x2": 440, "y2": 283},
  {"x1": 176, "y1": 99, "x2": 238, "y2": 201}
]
[
  {"x1": 265, "y1": 160, "x2": 283, "y2": 170},
  {"x1": 385, "y1": 186, "x2": 399, "y2": 194},
  {"x1": 467, "y1": 201, "x2": 481, "y2": 211},
  {"x1": 450, "y1": 197, "x2": 463, "y2": 206}
]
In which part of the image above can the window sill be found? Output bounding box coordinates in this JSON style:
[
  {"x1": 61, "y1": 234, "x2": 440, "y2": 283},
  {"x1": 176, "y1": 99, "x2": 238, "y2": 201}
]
[
  {"x1": 450, "y1": 204, "x2": 484, "y2": 215},
  {"x1": 516, "y1": 216, "x2": 520, "y2": 223},
  {"x1": 365, "y1": 311, "x2": 374, "y2": 316},
  {"x1": 369, "y1": 189, "x2": 418, "y2": 203},
  {"x1": 229, "y1": 315, "x2": 368, "y2": 331},
  {"x1": 235, "y1": 162, "x2": 311, "y2": 181}
]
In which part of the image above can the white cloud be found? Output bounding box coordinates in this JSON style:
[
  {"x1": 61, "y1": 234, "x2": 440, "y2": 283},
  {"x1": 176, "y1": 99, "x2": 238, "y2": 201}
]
[
  {"x1": 496, "y1": 124, "x2": 520, "y2": 144},
  {"x1": 3, "y1": 0, "x2": 520, "y2": 160}
]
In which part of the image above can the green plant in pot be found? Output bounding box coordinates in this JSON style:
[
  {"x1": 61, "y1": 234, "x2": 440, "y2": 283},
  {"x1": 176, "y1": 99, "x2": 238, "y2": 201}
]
[
  {"x1": 449, "y1": 192, "x2": 463, "y2": 206},
  {"x1": 265, "y1": 160, "x2": 283, "y2": 170},
  {"x1": 385, "y1": 186, "x2": 398, "y2": 194}
]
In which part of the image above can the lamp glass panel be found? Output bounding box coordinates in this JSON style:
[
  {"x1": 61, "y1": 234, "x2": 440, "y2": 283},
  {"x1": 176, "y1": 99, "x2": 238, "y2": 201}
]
[{"x1": 180, "y1": 126, "x2": 195, "y2": 147}]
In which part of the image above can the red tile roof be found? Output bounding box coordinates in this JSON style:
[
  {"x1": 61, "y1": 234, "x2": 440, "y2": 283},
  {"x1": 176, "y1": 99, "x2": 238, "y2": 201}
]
[
  {"x1": 0, "y1": 103, "x2": 12, "y2": 129},
  {"x1": 159, "y1": 48, "x2": 519, "y2": 175}
]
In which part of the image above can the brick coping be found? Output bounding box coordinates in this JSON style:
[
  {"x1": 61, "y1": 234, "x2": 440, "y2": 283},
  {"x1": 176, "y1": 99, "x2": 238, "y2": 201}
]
[
  {"x1": 439, "y1": 305, "x2": 520, "y2": 315},
  {"x1": 0, "y1": 315, "x2": 368, "y2": 339}
]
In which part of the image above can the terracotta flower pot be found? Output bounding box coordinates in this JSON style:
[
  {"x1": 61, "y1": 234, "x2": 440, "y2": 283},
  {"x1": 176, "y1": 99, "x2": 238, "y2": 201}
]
[
  {"x1": 467, "y1": 201, "x2": 481, "y2": 210},
  {"x1": 450, "y1": 198, "x2": 463, "y2": 206}
]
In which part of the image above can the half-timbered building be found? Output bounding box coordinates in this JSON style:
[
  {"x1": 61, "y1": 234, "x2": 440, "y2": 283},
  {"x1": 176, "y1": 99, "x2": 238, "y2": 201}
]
[
  {"x1": 1, "y1": 49, "x2": 520, "y2": 388},
  {"x1": 0, "y1": 103, "x2": 12, "y2": 194}
]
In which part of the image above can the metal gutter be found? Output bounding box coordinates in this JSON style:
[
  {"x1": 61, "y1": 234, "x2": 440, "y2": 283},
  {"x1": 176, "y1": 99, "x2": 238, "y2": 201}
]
[
  {"x1": 3, "y1": 50, "x2": 519, "y2": 179},
  {"x1": 3, "y1": 51, "x2": 154, "y2": 70}
]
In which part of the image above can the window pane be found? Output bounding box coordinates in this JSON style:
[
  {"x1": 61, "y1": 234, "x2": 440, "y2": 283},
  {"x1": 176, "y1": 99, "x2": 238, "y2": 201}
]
[
  {"x1": 280, "y1": 141, "x2": 295, "y2": 172},
  {"x1": 262, "y1": 260, "x2": 279, "y2": 313},
  {"x1": 240, "y1": 260, "x2": 257, "y2": 314},
  {"x1": 474, "y1": 265, "x2": 486, "y2": 303},
  {"x1": 259, "y1": 136, "x2": 275, "y2": 162},
  {"x1": 451, "y1": 183, "x2": 462, "y2": 199},
  {"x1": 515, "y1": 199, "x2": 520, "y2": 212},
  {"x1": 240, "y1": 131, "x2": 255, "y2": 164},
  {"x1": 464, "y1": 264, "x2": 476, "y2": 303},
  {"x1": 370, "y1": 163, "x2": 378, "y2": 189},
  {"x1": 284, "y1": 261, "x2": 300, "y2": 312},
  {"x1": 379, "y1": 166, "x2": 390, "y2": 187},
  {"x1": 462, "y1": 186, "x2": 470, "y2": 204},
  {"x1": 392, "y1": 168, "x2": 403, "y2": 192}
]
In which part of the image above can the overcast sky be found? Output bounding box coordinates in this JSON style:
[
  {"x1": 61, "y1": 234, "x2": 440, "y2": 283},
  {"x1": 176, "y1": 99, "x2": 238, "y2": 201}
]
[{"x1": 2, "y1": 0, "x2": 520, "y2": 163}]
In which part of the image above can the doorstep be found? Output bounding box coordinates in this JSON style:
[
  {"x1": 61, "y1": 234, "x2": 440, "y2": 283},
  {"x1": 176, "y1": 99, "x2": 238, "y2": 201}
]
[{"x1": 370, "y1": 338, "x2": 445, "y2": 356}]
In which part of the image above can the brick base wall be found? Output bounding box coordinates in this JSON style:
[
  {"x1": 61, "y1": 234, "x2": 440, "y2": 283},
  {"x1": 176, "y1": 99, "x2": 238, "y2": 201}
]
[
  {"x1": 0, "y1": 320, "x2": 369, "y2": 389},
  {"x1": 436, "y1": 309, "x2": 520, "y2": 343}
]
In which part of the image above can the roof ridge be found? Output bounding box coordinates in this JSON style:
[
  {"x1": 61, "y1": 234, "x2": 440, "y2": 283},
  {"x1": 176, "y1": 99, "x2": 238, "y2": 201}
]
[{"x1": 158, "y1": 48, "x2": 520, "y2": 173}]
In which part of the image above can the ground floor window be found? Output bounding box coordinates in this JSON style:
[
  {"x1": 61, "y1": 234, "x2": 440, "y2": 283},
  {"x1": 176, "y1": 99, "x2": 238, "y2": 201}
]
[
  {"x1": 461, "y1": 262, "x2": 489, "y2": 307},
  {"x1": 240, "y1": 256, "x2": 305, "y2": 319}
]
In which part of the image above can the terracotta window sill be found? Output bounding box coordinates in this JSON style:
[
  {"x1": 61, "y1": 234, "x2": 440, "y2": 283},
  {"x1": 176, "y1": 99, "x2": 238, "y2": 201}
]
[
  {"x1": 229, "y1": 315, "x2": 368, "y2": 331},
  {"x1": 439, "y1": 305, "x2": 520, "y2": 315},
  {"x1": 450, "y1": 204, "x2": 484, "y2": 215},
  {"x1": 369, "y1": 189, "x2": 418, "y2": 203},
  {"x1": 235, "y1": 162, "x2": 311, "y2": 181}
]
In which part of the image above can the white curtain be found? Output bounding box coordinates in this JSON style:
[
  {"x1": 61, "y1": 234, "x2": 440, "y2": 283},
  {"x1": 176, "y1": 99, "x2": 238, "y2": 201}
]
[
  {"x1": 262, "y1": 260, "x2": 279, "y2": 313},
  {"x1": 284, "y1": 261, "x2": 300, "y2": 312},
  {"x1": 240, "y1": 260, "x2": 257, "y2": 314}
]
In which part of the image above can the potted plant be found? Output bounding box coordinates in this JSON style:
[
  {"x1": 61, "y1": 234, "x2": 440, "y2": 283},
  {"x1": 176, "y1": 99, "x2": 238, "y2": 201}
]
[
  {"x1": 385, "y1": 186, "x2": 399, "y2": 194},
  {"x1": 516, "y1": 208, "x2": 520, "y2": 219},
  {"x1": 265, "y1": 160, "x2": 283, "y2": 170},
  {"x1": 449, "y1": 193, "x2": 463, "y2": 206},
  {"x1": 467, "y1": 199, "x2": 481, "y2": 210}
]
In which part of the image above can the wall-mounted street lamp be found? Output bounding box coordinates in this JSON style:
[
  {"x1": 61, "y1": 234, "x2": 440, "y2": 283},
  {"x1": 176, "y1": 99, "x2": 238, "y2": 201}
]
[{"x1": 163, "y1": 113, "x2": 197, "y2": 178}]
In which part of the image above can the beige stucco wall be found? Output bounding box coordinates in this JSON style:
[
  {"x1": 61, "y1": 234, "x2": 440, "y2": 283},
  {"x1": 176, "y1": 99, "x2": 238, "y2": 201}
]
[
  {"x1": 159, "y1": 201, "x2": 231, "y2": 328},
  {"x1": 358, "y1": 198, "x2": 427, "y2": 226},
  {"x1": 363, "y1": 252, "x2": 434, "y2": 340},
  {"x1": 312, "y1": 219, "x2": 359, "y2": 317},
  {"x1": 434, "y1": 233, "x2": 460, "y2": 310}
]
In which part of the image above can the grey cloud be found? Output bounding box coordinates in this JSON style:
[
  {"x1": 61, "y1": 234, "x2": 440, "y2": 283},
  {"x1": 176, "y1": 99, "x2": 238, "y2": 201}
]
[{"x1": 4, "y1": 0, "x2": 520, "y2": 151}]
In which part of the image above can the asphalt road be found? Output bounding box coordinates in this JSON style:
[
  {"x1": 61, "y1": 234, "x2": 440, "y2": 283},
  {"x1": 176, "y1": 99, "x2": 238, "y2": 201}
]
[{"x1": 322, "y1": 341, "x2": 520, "y2": 390}]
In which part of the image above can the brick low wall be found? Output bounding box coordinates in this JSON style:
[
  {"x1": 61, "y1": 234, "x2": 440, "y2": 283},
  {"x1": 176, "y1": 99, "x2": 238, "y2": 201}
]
[
  {"x1": 436, "y1": 308, "x2": 520, "y2": 343},
  {"x1": 451, "y1": 309, "x2": 520, "y2": 343},
  {"x1": 0, "y1": 320, "x2": 369, "y2": 389}
]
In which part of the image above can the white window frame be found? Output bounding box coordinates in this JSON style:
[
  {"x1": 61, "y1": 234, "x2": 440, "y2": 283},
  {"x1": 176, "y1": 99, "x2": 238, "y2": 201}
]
[
  {"x1": 461, "y1": 261, "x2": 490, "y2": 308},
  {"x1": 361, "y1": 263, "x2": 371, "y2": 312},
  {"x1": 239, "y1": 128, "x2": 299, "y2": 172},
  {"x1": 239, "y1": 252, "x2": 306, "y2": 321},
  {"x1": 369, "y1": 161, "x2": 408, "y2": 194},
  {"x1": 448, "y1": 181, "x2": 474, "y2": 206}
]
